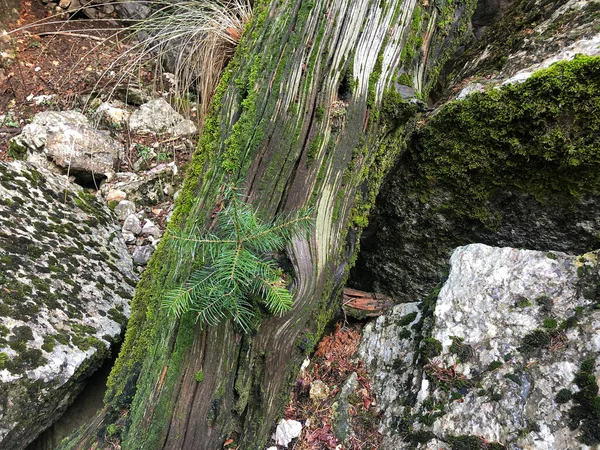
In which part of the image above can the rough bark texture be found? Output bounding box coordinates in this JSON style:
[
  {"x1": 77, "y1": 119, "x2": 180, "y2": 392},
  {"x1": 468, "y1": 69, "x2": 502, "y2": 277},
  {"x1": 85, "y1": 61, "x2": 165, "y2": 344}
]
[{"x1": 58, "y1": 0, "x2": 475, "y2": 448}]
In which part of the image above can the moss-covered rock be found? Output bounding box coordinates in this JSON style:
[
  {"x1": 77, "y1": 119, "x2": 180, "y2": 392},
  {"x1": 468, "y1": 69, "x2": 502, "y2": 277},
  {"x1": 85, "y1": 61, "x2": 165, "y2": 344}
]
[
  {"x1": 353, "y1": 56, "x2": 600, "y2": 303},
  {"x1": 0, "y1": 161, "x2": 137, "y2": 450}
]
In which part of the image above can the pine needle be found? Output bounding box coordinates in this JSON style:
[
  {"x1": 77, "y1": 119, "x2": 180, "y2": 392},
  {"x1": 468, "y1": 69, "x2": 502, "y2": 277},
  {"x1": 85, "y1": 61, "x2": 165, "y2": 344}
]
[{"x1": 164, "y1": 184, "x2": 313, "y2": 331}]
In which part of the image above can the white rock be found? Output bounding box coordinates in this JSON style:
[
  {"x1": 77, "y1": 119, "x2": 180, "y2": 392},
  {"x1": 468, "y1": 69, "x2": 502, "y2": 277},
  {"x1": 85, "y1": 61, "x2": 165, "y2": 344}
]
[
  {"x1": 113, "y1": 200, "x2": 136, "y2": 221},
  {"x1": 0, "y1": 161, "x2": 137, "y2": 447},
  {"x1": 10, "y1": 111, "x2": 122, "y2": 184},
  {"x1": 106, "y1": 189, "x2": 127, "y2": 204},
  {"x1": 272, "y1": 419, "x2": 302, "y2": 448},
  {"x1": 141, "y1": 220, "x2": 162, "y2": 238},
  {"x1": 95, "y1": 101, "x2": 130, "y2": 128},
  {"x1": 128, "y1": 98, "x2": 197, "y2": 137},
  {"x1": 123, "y1": 214, "x2": 142, "y2": 235},
  {"x1": 122, "y1": 232, "x2": 136, "y2": 244},
  {"x1": 132, "y1": 244, "x2": 154, "y2": 265}
]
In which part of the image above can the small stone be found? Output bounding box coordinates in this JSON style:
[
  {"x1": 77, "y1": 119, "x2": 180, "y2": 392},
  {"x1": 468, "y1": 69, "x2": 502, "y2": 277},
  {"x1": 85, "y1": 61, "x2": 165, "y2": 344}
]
[
  {"x1": 309, "y1": 380, "x2": 330, "y2": 402},
  {"x1": 122, "y1": 232, "x2": 136, "y2": 244},
  {"x1": 58, "y1": 0, "x2": 70, "y2": 8},
  {"x1": 95, "y1": 102, "x2": 130, "y2": 128},
  {"x1": 272, "y1": 419, "x2": 302, "y2": 448},
  {"x1": 141, "y1": 220, "x2": 162, "y2": 238},
  {"x1": 132, "y1": 245, "x2": 154, "y2": 265},
  {"x1": 273, "y1": 419, "x2": 302, "y2": 448},
  {"x1": 332, "y1": 372, "x2": 358, "y2": 445},
  {"x1": 163, "y1": 183, "x2": 174, "y2": 196},
  {"x1": 114, "y1": 200, "x2": 136, "y2": 221},
  {"x1": 123, "y1": 214, "x2": 142, "y2": 235},
  {"x1": 106, "y1": 189, "x2": 127, "y2": 204}
]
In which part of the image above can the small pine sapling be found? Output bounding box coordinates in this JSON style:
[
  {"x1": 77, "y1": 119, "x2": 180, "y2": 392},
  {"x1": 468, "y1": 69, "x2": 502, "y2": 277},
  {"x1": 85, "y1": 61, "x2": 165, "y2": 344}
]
[{"x1": 163, "y1": 184, "x2": 312, "y2": 332}]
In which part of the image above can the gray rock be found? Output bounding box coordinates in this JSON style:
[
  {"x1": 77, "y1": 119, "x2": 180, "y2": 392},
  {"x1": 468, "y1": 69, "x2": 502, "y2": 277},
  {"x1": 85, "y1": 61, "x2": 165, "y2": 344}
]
[
  {"x1": 442, "y1": 0, "x2": 600, "y2": 101},
  {"x1": 132, "y1": 245, "x2": 154, "y2": 265},
  {"x1": 115, "y1": 1, "x2": 151, "y2": 20},
  {"x1": 94, "y1": 102, "x2": 130, "y2": 129},
  {"x1": 122, "y1": 214, "x2": 142, "y2": 235},
  {"x1": 360, "y1": 244, "x2": 600, "y2": 449},
  {"x1": 332, "y1": 371, "x2": 358, "y2": 445},
  {"x1": 116, "y1": 85, "x2": 155, "y2": 106},
  {"x1": 113, "y1": 200, "x2": 136, "y2": 221},
  {"x1": 140, "y1": 220, "x2": 161, "y2": 238},
  {"x1": 352, "y1": 168, "x2": 600, "y2": 304},
  {"x1": 9, "y1": 111, "x2": 122, "y2": 185},
  {"x1": 358, "y1": 302, "x2": 422, "y2": 436},
  {"x1": 0, "y1": 161, "x2": 137, "y2": 450},
  {"x1": 122, "y1": 231, "x2": 136, "y2": 245},
  {"x1": 128, "y1": 98, "x2": 197, "y2": 137},
  {"x1": 100, "y1": 163, "x2": 180, "y2": 207}
]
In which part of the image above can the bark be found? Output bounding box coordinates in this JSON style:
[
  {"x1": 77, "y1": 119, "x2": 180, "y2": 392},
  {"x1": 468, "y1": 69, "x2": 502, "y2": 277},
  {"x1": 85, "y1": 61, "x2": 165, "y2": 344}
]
[{"x1": 59, "y1": 0, "x2": 475, "y2": 448}]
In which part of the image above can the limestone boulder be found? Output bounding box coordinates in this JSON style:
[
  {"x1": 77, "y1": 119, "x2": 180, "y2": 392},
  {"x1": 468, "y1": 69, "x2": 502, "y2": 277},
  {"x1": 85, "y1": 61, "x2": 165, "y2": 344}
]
[
  {"x1": 9, "y1": 111, "x2": 122, "y2": 185},
  {"x1": 100, "y1": 163, "x2": 180, "y2": 207},
  {"x1": 0, "y1": 161, "x2": 137, "y2": 450},
  {"x1": 128, "y1": 98, "x2": 197, "y2": 137},
  {"x1": 359, "y1": 244, "x2": 600, "y2": 449}
]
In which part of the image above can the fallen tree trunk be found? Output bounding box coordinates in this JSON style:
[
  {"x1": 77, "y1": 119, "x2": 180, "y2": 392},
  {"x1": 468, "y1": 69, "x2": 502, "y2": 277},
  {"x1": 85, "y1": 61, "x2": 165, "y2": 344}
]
[{"x1": 60, "y1": 0, "x2": 476, "y2": 448}]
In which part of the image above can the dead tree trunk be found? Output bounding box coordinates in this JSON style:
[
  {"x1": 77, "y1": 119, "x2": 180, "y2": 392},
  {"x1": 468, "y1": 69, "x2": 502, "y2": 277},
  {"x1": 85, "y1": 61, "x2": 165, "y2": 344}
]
[{"x1": 60, "y1": 0, "x2": 475, "y2": 448}]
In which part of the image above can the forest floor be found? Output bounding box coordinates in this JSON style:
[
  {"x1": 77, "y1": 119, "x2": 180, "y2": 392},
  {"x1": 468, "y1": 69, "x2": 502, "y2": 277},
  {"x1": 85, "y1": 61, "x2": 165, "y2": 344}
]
[
  {"x1": 282, "y1": 323, "x2": 382, "y2": 450},
  {"x1": 0, "y1": 0, "x2": 195, "y2": 170}
]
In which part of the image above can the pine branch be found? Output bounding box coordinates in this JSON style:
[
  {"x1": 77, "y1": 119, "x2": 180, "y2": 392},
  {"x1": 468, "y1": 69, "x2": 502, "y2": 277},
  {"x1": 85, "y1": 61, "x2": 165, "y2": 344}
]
[{"x1": 163, "y1": 184, "x2": 313, "y2": 332}]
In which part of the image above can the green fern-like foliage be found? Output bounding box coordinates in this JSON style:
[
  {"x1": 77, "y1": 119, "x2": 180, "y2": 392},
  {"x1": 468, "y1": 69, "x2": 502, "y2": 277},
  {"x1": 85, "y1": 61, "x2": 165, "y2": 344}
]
[{"x1": 163, "y1": 184, "x2": 312, "y2": 332}]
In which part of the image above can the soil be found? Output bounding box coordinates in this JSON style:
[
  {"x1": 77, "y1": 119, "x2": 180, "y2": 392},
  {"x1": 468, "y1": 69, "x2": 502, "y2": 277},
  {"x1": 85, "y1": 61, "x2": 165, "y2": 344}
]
[
  {"x1": 278, "y1": 323, "x2": 383, "y2": 450},
  {"x1": 0, "y1": 0, "x2": 196, "y2": 171}
]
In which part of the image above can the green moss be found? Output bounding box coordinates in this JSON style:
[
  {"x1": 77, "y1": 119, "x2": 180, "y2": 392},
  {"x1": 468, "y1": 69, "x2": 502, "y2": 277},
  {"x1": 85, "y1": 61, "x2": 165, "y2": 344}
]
[
  {"x1": 397, "y1": 311, "x2": 418, "y2": 327},
  {"x1": 419, "y1": 337, "x2": 442, "y2": 361},
  {"x1": 487, "y1": 360, "x2": 503, "y2": 371},
  {"x1": 448, "y1": 435, "x2": 505, "y2": 450},
  {"x1": 42, "y1": 335, "x2": 56, "y2": 352},
  {"x1": 568, "y1": 358, "x2": 600, "y2": 445},
  {"x1": 414, "y1": 56, "x2": 600, "y2": 228},
  {"x1": 504, "y1": 373, "x2": 522, "y2": 386},
  {"x1": 543, "y1": 318, "x2": 558, "y2": 329},
  {"x1": 449, "y1": 336, "x2": 473, "y2": 362},
  {"x1": 519, "y1": 329, "x2": 551, "y2": 353},
  {"x1": 195, "y1": 370, "x2": 204, "y2": 382},
  {"x1": 54, "y1": 332, "x2": 70, "y2": 345},
  {"x1": 515, "y1": 298, "x2": 532, "y2": 308},
  {"x1": 547, "y1": 252, "x2": 557, "y2": 260},
  {"x1": 490, "y1": 391, "x2": 503, "y2": 402},
  {"x1": 535, "y1": 295, "x2": 553, "y2": 312},
  {"x1": 556, "y1": 388, "x2": 573, "y2": 404}
]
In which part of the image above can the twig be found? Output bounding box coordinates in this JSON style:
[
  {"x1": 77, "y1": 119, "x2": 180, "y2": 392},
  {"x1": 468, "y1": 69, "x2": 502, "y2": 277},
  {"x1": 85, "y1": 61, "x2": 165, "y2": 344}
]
[{"x1": 36, "y1": 31, "x2": 108, "y2": 42}]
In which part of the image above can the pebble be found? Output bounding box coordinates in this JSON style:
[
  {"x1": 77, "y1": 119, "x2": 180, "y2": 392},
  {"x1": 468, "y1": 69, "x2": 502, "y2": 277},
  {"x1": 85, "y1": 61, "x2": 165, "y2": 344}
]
[
  {"x1": 132, "y1": 245, "x2": 154, "y2": 265},
  {"x1": 141, "y1": 220, "x2": 162, "y2": 238},
  {"x1": 123, "y1": 214, "x2": 142, "y2": 235},
  {"x1": 106, "y1": 189, "x2": 127, "y2": 204},
  {"x1": 114, "y1": 200, "x2": 136, "y2": 220}
]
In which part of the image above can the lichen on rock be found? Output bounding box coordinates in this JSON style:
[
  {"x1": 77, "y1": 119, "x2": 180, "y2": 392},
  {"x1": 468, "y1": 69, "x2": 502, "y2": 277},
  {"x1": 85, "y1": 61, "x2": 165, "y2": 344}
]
[
  {"x1": 0, "y1": 161, "x2": 137, "y2": 450},
  {"x1": 360, "y1": 244, "x2": 600, "y2": 449}
]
